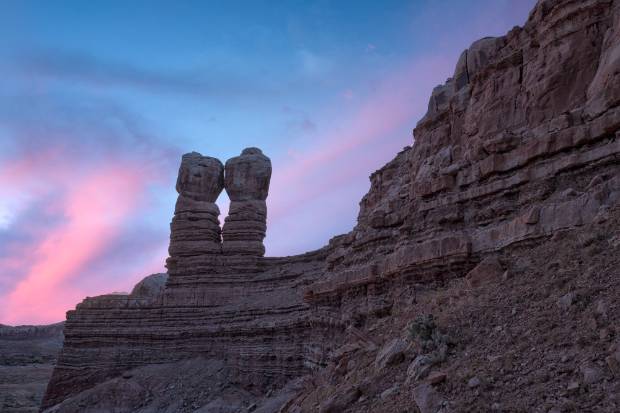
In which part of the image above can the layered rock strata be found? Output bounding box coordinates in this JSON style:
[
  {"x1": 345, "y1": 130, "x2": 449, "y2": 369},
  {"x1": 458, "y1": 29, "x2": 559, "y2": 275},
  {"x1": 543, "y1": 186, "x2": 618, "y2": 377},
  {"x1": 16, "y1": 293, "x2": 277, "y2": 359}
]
[
  {"x1": 222, "y1": 147, "x2": 272, "y2": 256},
  {"x1": 309, "y1": 0, "x2": 620, "y2": 312},
  {"x1": 166, "y1": 152, "x2": 224, "y2": 286},
  {"x1": 43, "y1": 0, "x2": 620, "y2": 410},
  {"x1": 42, "y1": 148, "x2": 333, "y2": 408}
]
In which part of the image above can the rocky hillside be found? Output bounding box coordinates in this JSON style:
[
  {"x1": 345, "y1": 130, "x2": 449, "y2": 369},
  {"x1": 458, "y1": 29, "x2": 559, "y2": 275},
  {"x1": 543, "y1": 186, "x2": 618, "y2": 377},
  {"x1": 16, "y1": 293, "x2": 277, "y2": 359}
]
[
  {"x1": 0, "y1": 323, "x2": 64, "y2": 412},
  {"x1": 41, "y1": 0, "x2": 620, "y2": 411}
]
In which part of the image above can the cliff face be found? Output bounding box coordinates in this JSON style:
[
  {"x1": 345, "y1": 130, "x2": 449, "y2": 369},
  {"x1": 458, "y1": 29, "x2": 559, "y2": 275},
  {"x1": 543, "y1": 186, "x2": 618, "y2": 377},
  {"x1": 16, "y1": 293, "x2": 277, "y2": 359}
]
[
  {"x1": 312, "y1": 0, "x2": 620, "y2": 319},
  {"x1": 42, "y1": 0, "x2": 620, "y2": 411}
]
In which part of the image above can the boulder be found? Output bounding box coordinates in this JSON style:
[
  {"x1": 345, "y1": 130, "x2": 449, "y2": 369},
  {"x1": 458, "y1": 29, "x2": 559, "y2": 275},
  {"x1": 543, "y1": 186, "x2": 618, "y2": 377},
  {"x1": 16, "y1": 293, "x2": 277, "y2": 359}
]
[
  {"x1": 413, "y1": 383, "x2": 446, "y2": 413},
  {"x1": 375, "y1": 338, "x2": 407, "y2": 370},
  {"x1": 407, "y1": 354, "x2": 433, "y2": 381},
  {"x1": 130, "y1": 273, "x2": 168, "y2": 298},
  {"x1": 319, "y1": 385, "x2": 361, "y2": 413}
]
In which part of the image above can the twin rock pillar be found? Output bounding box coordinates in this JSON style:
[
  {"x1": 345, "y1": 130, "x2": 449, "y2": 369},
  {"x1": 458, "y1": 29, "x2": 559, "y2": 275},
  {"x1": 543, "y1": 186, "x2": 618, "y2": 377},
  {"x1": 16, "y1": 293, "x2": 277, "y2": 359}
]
[
  {"x1": 222, "y1": 148, "x2": 272, "y2": 256},
  {"x1": 166, "y1": 148, "x2": 272, "y2": 280}
]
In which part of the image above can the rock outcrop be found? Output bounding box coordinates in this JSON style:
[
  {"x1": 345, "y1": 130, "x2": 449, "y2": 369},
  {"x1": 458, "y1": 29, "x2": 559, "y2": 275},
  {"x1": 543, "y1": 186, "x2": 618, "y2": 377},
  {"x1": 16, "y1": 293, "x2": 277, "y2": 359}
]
[
  {"x1": 222, "y1": 147, "x2": 272, "y2": 256},
  {"x1": 42, "y1": 148, "x2": 331, "y2": 409},
  {"x1": 310, "y1": 0, "x2": 620, "y2": 307},
  {"x1": 166, "y1": 152, "x2": 224, "y2": 285},
  {"x1": 43, "y1": 1, "x2": 620, "y2": 411},
  {"x1": 129, "y1": 273, "x2": 168, "y2": 298}
]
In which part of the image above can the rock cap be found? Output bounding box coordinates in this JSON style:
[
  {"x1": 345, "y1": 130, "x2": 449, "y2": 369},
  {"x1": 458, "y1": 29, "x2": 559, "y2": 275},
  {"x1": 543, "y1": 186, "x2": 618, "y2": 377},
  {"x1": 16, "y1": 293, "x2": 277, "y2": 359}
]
[
  {"x1": 176, "y1": 152, "x2": 224, "y2": 202},
  {"x1": 224, "y1": 147, "x2": 272, "y2": 201}
]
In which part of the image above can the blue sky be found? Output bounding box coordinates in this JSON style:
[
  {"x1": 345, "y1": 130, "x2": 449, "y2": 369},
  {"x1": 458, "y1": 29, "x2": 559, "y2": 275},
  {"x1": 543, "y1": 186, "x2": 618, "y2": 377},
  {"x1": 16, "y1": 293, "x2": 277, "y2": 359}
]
[{"x1": 0, "y1": 0, "x2": 536, "y2": 324}]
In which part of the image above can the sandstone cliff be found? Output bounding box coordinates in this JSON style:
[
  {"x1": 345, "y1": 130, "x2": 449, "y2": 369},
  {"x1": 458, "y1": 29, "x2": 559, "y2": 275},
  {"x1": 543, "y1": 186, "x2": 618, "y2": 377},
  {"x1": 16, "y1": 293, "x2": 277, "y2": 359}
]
[{"x1": 42, "y1": 0, "x2": 620, "y2": 411}]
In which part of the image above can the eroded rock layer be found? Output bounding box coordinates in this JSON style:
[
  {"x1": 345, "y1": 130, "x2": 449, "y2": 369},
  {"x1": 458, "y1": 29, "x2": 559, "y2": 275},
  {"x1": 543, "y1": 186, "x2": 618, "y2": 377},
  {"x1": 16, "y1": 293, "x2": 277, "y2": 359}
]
[
  {"x1": 222, "y1": 147, "x2": 272, "y2": 256},
  {"x1": 43, "y1": 0, "x2": 620, "y2": 411},
  {"x1": 311, "y1": 0, "x2": 620, "y2": 312},
  {"x1": 166, "y1": 152, "x2": 224, "y2": 284}
]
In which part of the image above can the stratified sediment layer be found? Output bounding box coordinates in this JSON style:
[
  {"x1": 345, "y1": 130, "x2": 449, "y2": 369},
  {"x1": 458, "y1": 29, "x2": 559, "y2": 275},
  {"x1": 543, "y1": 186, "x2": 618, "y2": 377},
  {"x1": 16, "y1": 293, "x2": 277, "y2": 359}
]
[
  {"x1": 222, "y1": 147, "x2": 272, "y2": 256},
  {"x1": 166, "y1": 152, "x2": 224, "y2": 282}
]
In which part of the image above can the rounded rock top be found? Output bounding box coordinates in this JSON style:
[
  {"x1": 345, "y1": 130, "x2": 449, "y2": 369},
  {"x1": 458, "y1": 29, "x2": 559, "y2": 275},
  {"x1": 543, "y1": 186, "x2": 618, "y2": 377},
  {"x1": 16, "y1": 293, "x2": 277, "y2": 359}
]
[
  {"x1": 224, "y1": 148, "x2": 272, "y2": 201},
  {"x1": 241, "y1": 147, "x2": 264, "y2": 155},
  {"x1": 176, "y1": 152, "x2": 225, "y2": 202}
]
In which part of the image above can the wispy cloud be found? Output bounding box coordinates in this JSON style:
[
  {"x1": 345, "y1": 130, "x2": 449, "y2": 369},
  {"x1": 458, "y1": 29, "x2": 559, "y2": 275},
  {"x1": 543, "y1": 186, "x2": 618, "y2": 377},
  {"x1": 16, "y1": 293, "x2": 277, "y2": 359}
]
[
  {"x1": 275, "y1": 54, "x2": 451, "y2": 201},
  {"x1": 265, "y1": 53, "x2": 453, "y2": 254},
  {"x1": 297, "y1": 49, "x2": 333, "y2": 78},
  {"x1": 1, "y1": 166, "x2": 145, "y2": 324},
  {"x1": 0, "y1": 93, "x2": 175, "y2": 324},
  {"x1": 0, "y1": 0, "x2": 538, "y2": 323},
  {"x1": 9, "y1": 50, "x2": 275, "y2": 100}
]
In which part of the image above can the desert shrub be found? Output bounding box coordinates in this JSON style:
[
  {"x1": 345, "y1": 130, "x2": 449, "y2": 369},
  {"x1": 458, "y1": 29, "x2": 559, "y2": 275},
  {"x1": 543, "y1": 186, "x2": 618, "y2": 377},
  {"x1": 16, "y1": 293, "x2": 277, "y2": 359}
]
[
  {"x1": 408, "y1": 314, "x2": 436, "y2": 341},
  {"x1": 408, "y1": 314, "x2": 454, "y2": 363}
]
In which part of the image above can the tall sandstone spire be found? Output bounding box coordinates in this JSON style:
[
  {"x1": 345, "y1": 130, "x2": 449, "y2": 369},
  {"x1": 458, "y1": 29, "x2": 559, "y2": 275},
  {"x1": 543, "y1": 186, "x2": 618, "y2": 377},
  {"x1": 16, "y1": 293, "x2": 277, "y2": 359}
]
[
  {"x1": 222, "y1": 147, "x2": 272, "y2": 256},
  {"x1": 166, "y1": 152, "x2": 224, "y2": 283}
]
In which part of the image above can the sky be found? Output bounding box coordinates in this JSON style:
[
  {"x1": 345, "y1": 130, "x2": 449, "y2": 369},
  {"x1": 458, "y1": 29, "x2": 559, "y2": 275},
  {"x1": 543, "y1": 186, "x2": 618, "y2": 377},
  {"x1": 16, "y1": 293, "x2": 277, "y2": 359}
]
[{"x1": 0, "y1": 0, "x2": 536, "y2": 325}]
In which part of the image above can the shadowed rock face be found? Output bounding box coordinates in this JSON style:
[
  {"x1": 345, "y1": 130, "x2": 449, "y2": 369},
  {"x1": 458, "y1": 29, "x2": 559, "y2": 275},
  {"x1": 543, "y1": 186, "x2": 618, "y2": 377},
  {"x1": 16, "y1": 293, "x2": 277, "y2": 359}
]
[
  {"x1": 165, "y1": 148, "x2": 272, "y2": 288},
  {"x1": 166, "y1": 153, "x2": 225, "y2": 280},
  {"x1": 43, "y1": 1, "x2": 620, "y2": 411},
  {"x1": 222, "y1": 147, "x2": 272, "y2": 256},
  {"x1": 224, "y1": 147, "x2": 271, "y2": 202},
  {"x1": 175, "y1": 152, "x2": 224, "y2": 202}
]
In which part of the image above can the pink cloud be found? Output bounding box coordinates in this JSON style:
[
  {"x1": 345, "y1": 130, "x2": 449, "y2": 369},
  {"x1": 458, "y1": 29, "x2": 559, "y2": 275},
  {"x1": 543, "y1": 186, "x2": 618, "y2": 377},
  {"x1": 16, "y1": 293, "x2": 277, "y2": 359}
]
[
  {"x1": 267, "y1": 54, "x2": 452, "y2": 224},
  {"x1": 0, "y1": 165, "x2": 148, "y2": 325},
  {"x1": 280, "y1": 55, "x2": 449, "y2": 181},
  {"x1": 0, "y1": 149, "x2": 67, "y2": 187},
  {"x1": 1, "y1": 2, "x2": 535, "y2": 319}
]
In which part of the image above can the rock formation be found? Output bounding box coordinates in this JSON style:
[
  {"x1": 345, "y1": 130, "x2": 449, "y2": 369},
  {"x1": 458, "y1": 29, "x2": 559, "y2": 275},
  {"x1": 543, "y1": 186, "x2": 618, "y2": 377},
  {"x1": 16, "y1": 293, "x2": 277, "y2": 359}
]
[
  {"x1": 42, "y1": 0, "x2": 620, "y2": 411},
  {"x1": 42, "y1": 147, "x2": 331, "y2": 409},
  {"x1": 166, "y1": 152, "x2": 224, "y2": 285},
  {"x1": 129, "y1": 273, "x2": 168, "y2": 298},
  {"x1": 222, "y1": 147, "x2": 272, "y2": 256}
]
